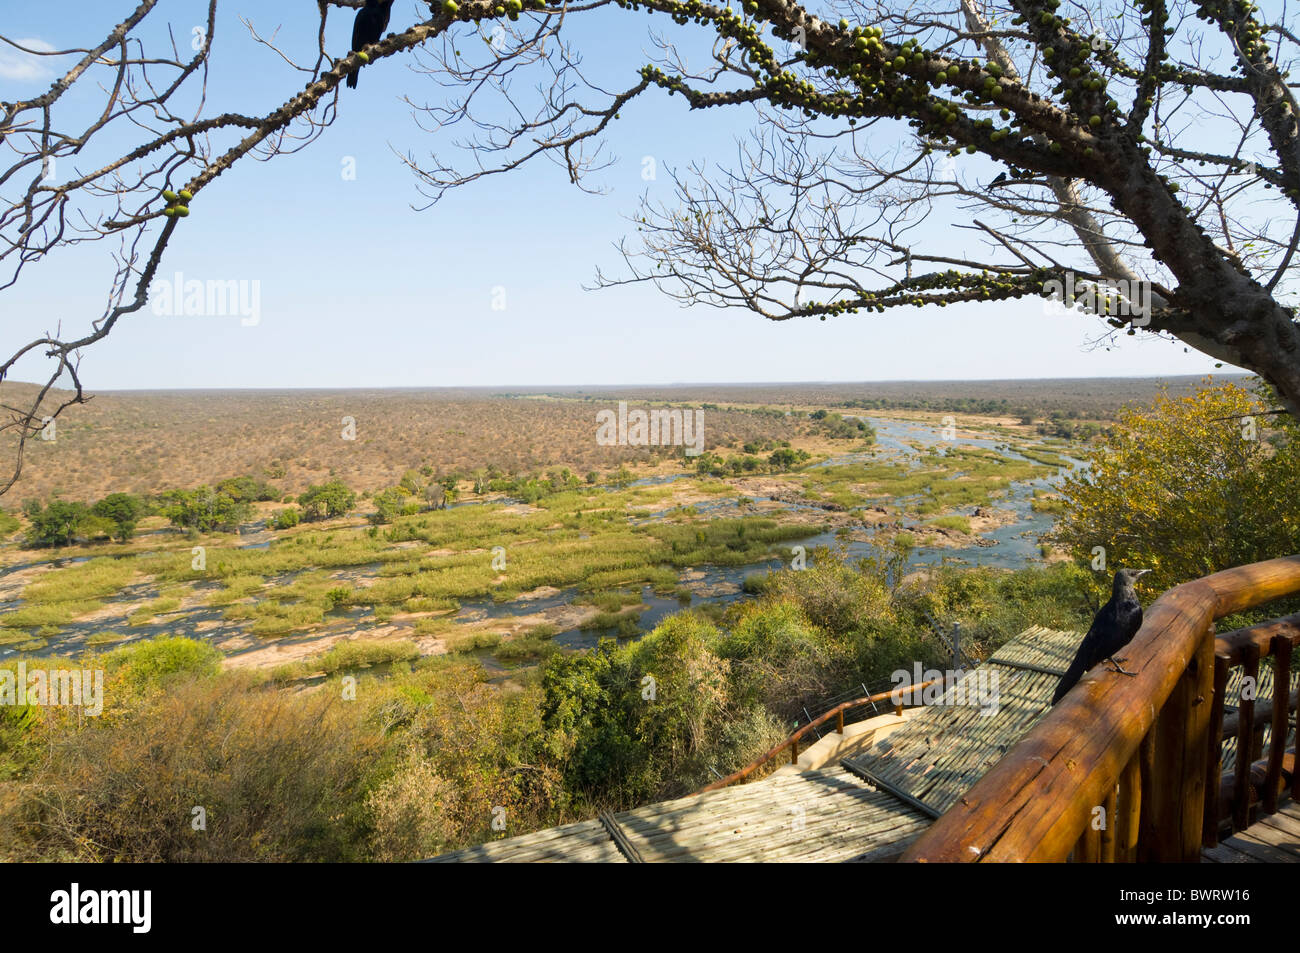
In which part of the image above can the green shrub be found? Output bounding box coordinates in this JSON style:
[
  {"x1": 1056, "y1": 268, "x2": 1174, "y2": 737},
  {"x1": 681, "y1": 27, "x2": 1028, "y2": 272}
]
[
  {"x1": 269, "y1": 508, "x2": 301, "y2": 530},
  {"x1": 298, "y1": 480, "x2": 357, "y2": 521},
  {"x1": 99, "y1": 637, "x2": 223, "y2": 693}
]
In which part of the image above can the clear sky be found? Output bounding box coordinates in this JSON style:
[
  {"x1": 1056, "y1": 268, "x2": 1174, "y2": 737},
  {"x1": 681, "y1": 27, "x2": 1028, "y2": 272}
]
[{"x1": 2, "y1": 1, "x2": 1233, "y2": 391}]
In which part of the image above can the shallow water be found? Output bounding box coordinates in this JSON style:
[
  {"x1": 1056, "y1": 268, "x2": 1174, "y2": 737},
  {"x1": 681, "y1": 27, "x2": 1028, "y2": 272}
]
[{"x1": 1, "y1": 416, "x2": 1084, "y2": 662}]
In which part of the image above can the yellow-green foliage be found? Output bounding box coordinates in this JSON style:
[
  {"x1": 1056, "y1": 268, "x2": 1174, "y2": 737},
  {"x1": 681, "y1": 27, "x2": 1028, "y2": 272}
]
[
  {"x1": 797, "y1": 449, "x2": 1050, "y2": 513},
  {"x1": 270, "y1": 639, "x2": 421, "y2": 683},
  {"x1": 0, "y1": 641, "x2": 563, "y2": 862},
  {"x1": 0, "y1": 555, "x2": 1098, "y2": 861},
  {"x1": 926, "y1": 515, "x2": 972, "y2": 534},
  {"x1": 1049, "y1": 383, "x2": 1300, "y2": 593},
  {"x1": 2, "y1": 558, "x2": 137, "y2": 629}
]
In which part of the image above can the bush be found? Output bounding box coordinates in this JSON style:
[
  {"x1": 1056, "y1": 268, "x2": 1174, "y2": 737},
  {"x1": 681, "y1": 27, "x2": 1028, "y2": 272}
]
[
  {"x1": 269, "y1": 508, "x2": 301, "y2": 530},
  {"x1": 541, "y1": 613, "x2": 782, "y2": 804},
  {"x1": 157, "y1": 486, "x2": 252, "y2": 533},
  {"x1": 365, "y1": 748, "x2": 457, "y2": 862},
  {"x1": 0, "y1": 673, "x2": 380, "y2": 861},
  {"x1": 768, "y1": 447, "x2": 809, "y2": 471},
  {"x1": 298, "y1": 480, "x2": 357, "y2": 521},
  {"x1": 91, "y1": 493, "x2": 147, "y2": 541},
  {"x1": 22, "y1": 498, "x2": 94, "y2": 548},
  {"x1": 216, "y1": 476, "x2": 279, "y2": 504},
  {"x1": 369, "y1": 487, "x2": 420, "y2": 525},
  {"x1": 99, "y1": 637, "x2": 223, "y2": 694},
  {"x1": 1049, "y1": 382, "x2": 1300, "y2": 594}
]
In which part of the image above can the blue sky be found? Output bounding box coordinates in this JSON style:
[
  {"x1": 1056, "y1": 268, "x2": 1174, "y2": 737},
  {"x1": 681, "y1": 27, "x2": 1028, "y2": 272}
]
[{"x1": 2, "y1": 1, "x2": 1232, "y2": 390}]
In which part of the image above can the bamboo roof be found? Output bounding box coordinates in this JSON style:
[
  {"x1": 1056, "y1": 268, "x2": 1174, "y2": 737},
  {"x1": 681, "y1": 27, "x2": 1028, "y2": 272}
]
[
  {"x1": 1220, "y1": 660, "x2": 1299, "y2": 771},
  {"x1": 841, "y1": 625, "x2": 1076, "y2": 815}
]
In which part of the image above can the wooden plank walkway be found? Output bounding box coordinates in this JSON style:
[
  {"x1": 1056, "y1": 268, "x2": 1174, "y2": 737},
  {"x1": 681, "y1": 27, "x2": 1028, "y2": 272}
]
[
  {"x1": 609, "y1": 766, "x2": 930, "y2": 863},
  {"x1": 425, "y1": 818, "x2": 628, "y2": 863},
  {"x1": 428, "y1": 767, "x2": 930, "y2": 863},
  {"x1": 1202, "y1": 801, "x2": 1300, "y2": 863}
]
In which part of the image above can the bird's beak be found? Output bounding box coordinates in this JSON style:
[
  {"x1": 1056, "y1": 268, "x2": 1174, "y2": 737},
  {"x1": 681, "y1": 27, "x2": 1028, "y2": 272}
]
[{"x1": 1135, "y1": 569, "x2": 1152, "y2": 577}]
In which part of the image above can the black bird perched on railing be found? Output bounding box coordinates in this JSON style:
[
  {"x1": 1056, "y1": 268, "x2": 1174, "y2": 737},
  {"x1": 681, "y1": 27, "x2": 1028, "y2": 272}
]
[
  {"x1": 347, "y1": 0, "x2": 395, "y2": 89},
  {"x1": 1051, "y1": 568, "x2": 1152, "y2": 705}
]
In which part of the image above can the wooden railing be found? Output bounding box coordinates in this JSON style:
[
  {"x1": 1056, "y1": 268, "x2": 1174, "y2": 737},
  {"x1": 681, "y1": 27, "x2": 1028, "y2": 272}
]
[
  {"x1": 697, "y1": 679, "x2": 942, "y2": 794},
  {"x1": 903, "y1": 555, "x2": 1300, "y2": 863}
]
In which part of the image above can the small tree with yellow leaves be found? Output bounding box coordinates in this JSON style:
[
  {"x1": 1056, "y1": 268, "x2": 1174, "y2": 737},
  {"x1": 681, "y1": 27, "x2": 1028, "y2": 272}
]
[{"x1": 1049, "y1": 382, "x2": 1300, "y2": 595}]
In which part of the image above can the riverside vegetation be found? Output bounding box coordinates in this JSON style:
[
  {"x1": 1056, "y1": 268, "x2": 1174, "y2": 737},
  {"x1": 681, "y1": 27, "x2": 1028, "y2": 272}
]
[{"x1": 2, "y1": 381, "x2": 1294, "y2": 861}]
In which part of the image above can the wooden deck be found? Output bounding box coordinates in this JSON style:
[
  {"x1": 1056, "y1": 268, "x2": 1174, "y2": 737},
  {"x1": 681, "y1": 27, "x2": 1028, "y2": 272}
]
[
  {"x1": 427, "y1": 627, "x2": 1079, "y2": 863},
  {"x1": 427, "y1": 767, "x2": 931, "y2": 863},
  {"x1": 1203, "y1": 801, "x2": 1300, "y2": 863}
]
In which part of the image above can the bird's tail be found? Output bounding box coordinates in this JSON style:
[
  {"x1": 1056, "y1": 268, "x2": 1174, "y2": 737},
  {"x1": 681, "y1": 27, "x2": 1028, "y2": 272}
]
[
  {"x1": 1051, "y1": 657, "x2": 1087, "y2": 705},
  {"x1": 347, "y1": 71, "x2": 359, "y2": 89}
]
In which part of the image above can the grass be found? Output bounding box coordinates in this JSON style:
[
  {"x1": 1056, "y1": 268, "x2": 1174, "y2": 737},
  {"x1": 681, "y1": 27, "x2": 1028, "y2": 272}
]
[
  {"x1": 443, "y1": 630, "x2": 502, "y2": 654},
  {"x1": 86, "y1": 630, "x2": 130, "y2": 645},
  {"x1": 493, "y1": 634, "x2": 559, "y2": 662},
  {"x1": 270, "y1": 639, "x2": 421, "y2": 683},
  {"x1": 926, "y1": 515, "x2": 973, "y2": 534},
  {"x1": 128, "y1": 593, "x2": 184, "y2": 626},
  {"x1": 1031, "y1": 490, "x2": 1068, "y2": 514},
  {"x1": 581, "y1": 608, "x2": 643, "y2": 631},
  {"x1": 0, "y1": 419, "x2": 1087, "y2": 657}
]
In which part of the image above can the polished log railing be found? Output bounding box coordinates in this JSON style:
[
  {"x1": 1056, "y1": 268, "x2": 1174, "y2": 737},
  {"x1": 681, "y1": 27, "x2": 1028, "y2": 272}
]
[{"x1": 903, "y1": 555, "x2": 1300, "y2": 863}]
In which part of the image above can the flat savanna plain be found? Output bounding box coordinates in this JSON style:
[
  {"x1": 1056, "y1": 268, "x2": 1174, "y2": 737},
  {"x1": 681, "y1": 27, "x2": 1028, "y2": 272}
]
[
  {"x1": 0, "y1": 376, "x2": 1217, "y2": 501},
  {"x1": 0, "y1": 376, "x2": 1225, "y2": 675},
  {"x1": 1, "y1": 385, "x2": 801, "y2": 501}
]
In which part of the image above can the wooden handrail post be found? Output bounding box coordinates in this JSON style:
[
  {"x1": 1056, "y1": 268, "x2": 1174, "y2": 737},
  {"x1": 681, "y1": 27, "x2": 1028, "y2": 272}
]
[
  {"x1": 1137, "y1": 726, "x2": 1157, "y2": 860},
  {"x1": 1136, "y1": 625, "x2": 1212, "y2": 862},
  {"x1": 1101, "y1": 789, "x2": 1117, "y2": 863},
  {"x1": 1075, "y1": 825, "x2": 1099, "y2": 863},
  {"x1": 903, "y1": 556, "x2": 1300, "y2": 863},
  {"x1": 1118, "y1": 752, "x2": 1141, "y2": 862},
  {"x1": 1203, "y1": 653, "x2": 1229, "y2": 847},
  {"x1": 1233, "y1": 643, "x2": 1260, "y2": 832},
  {"x1": 1140, "y1": 623, "x2": 1214, "y2": 862},
  {"x1": 1263, "y1": 635, "x2": 1292, "y2": 814}
]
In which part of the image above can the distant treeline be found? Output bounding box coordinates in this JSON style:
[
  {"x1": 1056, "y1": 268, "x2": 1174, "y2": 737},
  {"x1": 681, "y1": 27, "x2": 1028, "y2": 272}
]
[
  {"x1": 835, "y1": 395, "x2": 1106, "y2": 422},
  {"x1": 555, "y1": 376, "x2": 1244, "y2": 420}
]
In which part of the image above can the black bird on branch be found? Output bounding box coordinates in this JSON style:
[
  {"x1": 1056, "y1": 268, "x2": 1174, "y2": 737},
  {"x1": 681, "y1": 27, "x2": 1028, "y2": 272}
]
[
  {"x1": 347, "y1": 0, "x2": 394, "y2": 89},
  {"x1": 1051, "y1": 568, "x2": 1152, "y2": 706}
]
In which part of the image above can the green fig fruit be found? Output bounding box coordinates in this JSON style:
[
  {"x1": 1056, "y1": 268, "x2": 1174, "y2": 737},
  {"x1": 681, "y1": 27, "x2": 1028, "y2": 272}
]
[
  {"x1": 443, "y1": 0, "x2": 459, "y2": 14},
  {"x1": 179, "y1": 190, "x2": 193, "y2": 201},
  {"x1": 175, "y1": 206, "x2": 190, "y2": 217},
  {"x1": 163, "y1": 207, "x2": 178, "y2": 217},
  {"x1": 356, "y1": 50, "x2": 370, "y2": 63},
  {"x1": 162, "y1": 190, "x2": 178, "y2": 203}
]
